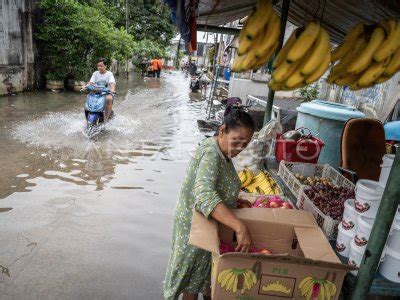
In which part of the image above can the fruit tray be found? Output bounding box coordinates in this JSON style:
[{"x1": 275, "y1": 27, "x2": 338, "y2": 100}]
[
  {"x1": 278, "y1": 161, "x2": 354, "y2": 199},
  {"x1": 278, "y1": 161, "x2": 355, "y2": 239}
]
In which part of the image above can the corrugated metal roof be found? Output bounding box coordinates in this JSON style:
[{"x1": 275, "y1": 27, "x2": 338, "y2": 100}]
[{"x1": 196, "y1": 0, "x2": 400, "y2": 43}]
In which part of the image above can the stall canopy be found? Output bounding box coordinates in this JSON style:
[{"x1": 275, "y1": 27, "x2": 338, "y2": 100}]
[{"x1": 167, "y1": 0, "x2": 400, "y2": 45}]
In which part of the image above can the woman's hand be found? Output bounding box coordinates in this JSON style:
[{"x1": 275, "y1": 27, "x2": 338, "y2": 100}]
[
  {"x1": 235, "y1": 221, "x2": 252, "y2": 253},
  {"x1": 209, "y1": 203, "x2": 252, "y2": 252}
]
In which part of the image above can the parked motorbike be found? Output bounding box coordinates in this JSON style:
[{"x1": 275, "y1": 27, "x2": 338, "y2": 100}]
[{"x1": 81, "y1": 85, "x2": 115, "y2": 138}]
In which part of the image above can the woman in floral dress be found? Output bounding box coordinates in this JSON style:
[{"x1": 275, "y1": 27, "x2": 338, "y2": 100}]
[{"x1": 164, "y1": 107, "x2": 255, "y2": 300}]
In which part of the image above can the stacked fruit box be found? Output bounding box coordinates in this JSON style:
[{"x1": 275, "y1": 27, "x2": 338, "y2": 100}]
[{"x1": 278, "y1": 161, "x2": 355, "y2": 239}]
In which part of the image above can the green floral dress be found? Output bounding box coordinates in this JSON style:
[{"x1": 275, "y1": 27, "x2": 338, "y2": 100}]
[{"x1": 163, "y1": 137, "x2": 241, "y2": 299}]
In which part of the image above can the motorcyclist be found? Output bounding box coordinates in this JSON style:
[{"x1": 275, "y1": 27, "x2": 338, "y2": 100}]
[
  {"x1": 83, "y1": 58, "x2": 116, "y2": 122},
  {"x1": 188, "y1": 59, "x2": 197, "y2": 76}
]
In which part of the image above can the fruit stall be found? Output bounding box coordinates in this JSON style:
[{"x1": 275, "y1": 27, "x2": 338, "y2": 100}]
[{"x1": 167, "y1": 0, "x2": 400, "y2": 298}]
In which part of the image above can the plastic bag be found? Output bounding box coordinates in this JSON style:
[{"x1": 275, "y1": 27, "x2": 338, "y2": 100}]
[{"x1": 233, "y1": 120, "x2": 282, "y2": 172}]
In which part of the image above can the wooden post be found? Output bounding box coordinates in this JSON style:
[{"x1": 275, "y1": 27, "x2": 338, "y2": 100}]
[
  {"x1": 263, "y1": 0, "x2": 291, "y2": 125},
  {"x1": 350, "y1": 150, "x2": 400, "y2": 299}
]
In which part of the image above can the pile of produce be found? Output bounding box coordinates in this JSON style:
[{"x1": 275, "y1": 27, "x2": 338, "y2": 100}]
[
  {"x1": 294, "y1": 174, "x2": 332, "y2": 186},
  {"x1": 239, "y1": 169, "x2": 281, "y2": 194},
  {"x1": 220, "y1": 240, "x2": 272, "y2": 255},
  {"x1": 269, "y1": 21, "x2": 331, "y2": 91},
  {"x1": 328, "y1": 19, "x2": 400, "y2": 90},
  {"x1": 304, "y1": 184, "x2": 355, "y2": 220},
  {"x1": 252, "y1": 195, "x2": 293, "y2": 209},
  {"x1": 231, "y1": 0, "x2": 280, "y2": 72}
]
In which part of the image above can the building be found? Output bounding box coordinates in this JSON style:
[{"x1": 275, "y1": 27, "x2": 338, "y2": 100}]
[{"x1": 0, "y1": 0, "x2": 37, "y2": 96}]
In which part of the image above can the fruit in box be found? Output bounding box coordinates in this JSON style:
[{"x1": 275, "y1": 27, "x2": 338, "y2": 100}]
[
  {"x1": 238, "y1": 169, "x2": 281, "y2": 195},
  {"x1": 252, "y1": 195, "x2": 293, "y2": 209}
]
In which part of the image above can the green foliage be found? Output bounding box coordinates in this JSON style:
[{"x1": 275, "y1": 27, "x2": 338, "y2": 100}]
[
  {"x1": 131, "y1": 39, "x2": 165, "y2": 68},
  {"x1": 36, "y1": 0, "x2": 135, "y2": 80},
  {"x1": 297, "y1": 83, "x2": 320, "y2": 103}
]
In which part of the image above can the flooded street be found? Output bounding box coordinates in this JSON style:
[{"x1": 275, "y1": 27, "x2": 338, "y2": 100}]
[{"x1": 0, "y1": 71, "x2": 206, "y2": 299}]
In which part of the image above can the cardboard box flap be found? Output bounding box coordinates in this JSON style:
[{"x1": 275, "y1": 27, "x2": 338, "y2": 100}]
[
  {"x1": 189, "y1": 210, "x2": 220, "y2": 254},
  {"x1": 295, "y1": 227, "x2": 341, "y2": 264},
  {"x1": 233, "y1": 208, "x2": 318, "y2": 228}
]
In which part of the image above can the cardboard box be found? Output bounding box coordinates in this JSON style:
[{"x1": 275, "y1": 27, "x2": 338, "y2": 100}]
[{"x1": 189, "y1": 208, "x2": 353, "y2": 299}]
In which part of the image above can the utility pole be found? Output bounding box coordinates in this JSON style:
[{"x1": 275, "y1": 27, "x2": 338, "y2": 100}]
[
  {"x1": 176, "y1": 37, "x2": 182, "y2": 69},
  {"x1": 126, "y1": 0, "x2": 129, "y2": 78}
]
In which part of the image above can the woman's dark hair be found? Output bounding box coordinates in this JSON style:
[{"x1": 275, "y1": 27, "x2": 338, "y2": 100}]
[
  {"x1": 214, "y1": 106, "x2": 255, "y2": 136},
  {"x1": 97, "y1": 58, "x2": 107, "y2": 66}
]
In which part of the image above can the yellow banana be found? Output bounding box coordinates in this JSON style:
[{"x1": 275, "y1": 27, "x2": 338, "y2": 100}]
[
  {"x1": 347, "y1": 25, "x2": 386, "y2": 74},
  {"x1": 305, "y1": 52, "x2": 331, "y2": 84},
  {"x1": 273, "y1": 29, "x2": 298, "y2": 68},
  {"x1": 301, "y1": 28, "x2": 330, "y2": 75},
  {"x1": 357, "y1": 57, "x2": 390, "y2": 87},
  {"x1": 238, "y1": 35, "x2": 253, "y2": 56},
  {"x1": 285, "y1": 70, "x2": 306, "y2": 89},
  {"x1": 320, "y1": 284, "x2": 326, "y2": 300},
  {"x1": 334, "y1": 73, "x2": 359, "y2": 86},
  {"x1": 238, "y1": 171, "x2": 247, "y2": 185},
  {"x1": 331, "y1": 23, "x2": 365, "y2": 62},
  {"x1": 323, "y1": 282, "x2": 332, "y2": 299},
  {"x1": 243, "y1": 169, "x2": 254, "y2": 187},
  {"x1": 242, "y1": 0, "x2": 272, "y2": 40},
  {"x1": 268, "y1": 78, "x2": 284, "y2": 91},
  {"x1": 272, "y1": 58, "x2": 302, "y2": 82},
  {"x1": 255, "y1": 10, "x2": 280, "y2": 57},
  {"x1": 384, "y1": 45, "x2": 400, "y2": 76},
  {"x1": 287, "y1": 21, "x2": 321, "y2": 63},
  {"x1": 248, "y1": 270, "x2": 257, "y2": 284},
  {"x1": 218, "y1": 270, "x2": 232, "y2": 288},
  {"x1": 225, "y1": 272, "x2": 236, "y2": 291},
  {"x1": 231, "y1": 54, "x2": 247, "y2": 72},
  {"x1": 298, "y1": 276, "x2": 312, "y2": 292},
  {"x1": 244, "y1": 272, "x2": 253, "y2": 290},
  {"x1": 328, "y1": 281, "x2": 337, "y2": 297},
  {"x1": 328, "y1": 36, "x2": 366, "y2": 82},
  {"x1": 374, "y1": 19, "x2": 400, "y2": 62},
  {"x1": 232, "y1": 274, "x2": 238, "y2": 293},
  {"x1": 241, "y1": 51, "x2": 258, "y2": 71},
  {"x1": 374, "y1": 75, "x2": 391, "y2": 85}
]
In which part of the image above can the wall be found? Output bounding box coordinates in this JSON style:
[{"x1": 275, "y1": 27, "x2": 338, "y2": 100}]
[{"x1": 0, "y1": 0, "x2": 36, "y2": 95}]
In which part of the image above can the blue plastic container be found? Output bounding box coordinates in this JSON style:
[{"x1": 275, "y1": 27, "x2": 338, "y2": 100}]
[
  {"x1": 295, "y1": 100, "x2": 365, "y2": 168},
  {"x1": 223, "y1": 67, "x2": 231, "y2": 81},
  {"x1": 384, "y1": 121, "x2": 400, "y2": 141}
]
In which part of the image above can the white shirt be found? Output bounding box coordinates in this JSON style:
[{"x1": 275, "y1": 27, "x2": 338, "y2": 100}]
[{"x1": 89, "y1": 71, "x2": 116, "y2": 88}]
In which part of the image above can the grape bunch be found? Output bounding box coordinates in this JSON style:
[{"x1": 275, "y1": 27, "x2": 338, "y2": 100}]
[{"x1": 304, "y1": 184, "x2": 355, "y2": 220}]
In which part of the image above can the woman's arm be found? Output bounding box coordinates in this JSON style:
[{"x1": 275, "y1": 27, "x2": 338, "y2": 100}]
[
  {"x1": 211, "y1": 203, "x2": 252, "y2": 253},
  {"x1": 193, "y1": 148, "x2": 252, "y2": 252}
]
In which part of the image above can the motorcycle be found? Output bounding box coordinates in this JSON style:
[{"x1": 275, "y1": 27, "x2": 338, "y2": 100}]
[
  {"x1": 81, "y1": 85, "x2": 115, "y2": 138},
  {"x1": 189, "y1": 70, "x2": 202, "y2": 92}
]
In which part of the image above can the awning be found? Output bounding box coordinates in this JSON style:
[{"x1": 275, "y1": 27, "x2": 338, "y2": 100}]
[{"x1": 170, "y1": 0, "x2": 400, "y2": 45}]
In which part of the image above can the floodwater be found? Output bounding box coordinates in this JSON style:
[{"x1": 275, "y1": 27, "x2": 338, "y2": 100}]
[{"x1": 0, "y1": 72, "x2": 207, "y2": 299}]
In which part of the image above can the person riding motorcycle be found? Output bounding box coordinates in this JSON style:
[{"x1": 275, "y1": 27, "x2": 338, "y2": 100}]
[{"x1": 83, "y1": 58, "x2": 116, "y2": 122}]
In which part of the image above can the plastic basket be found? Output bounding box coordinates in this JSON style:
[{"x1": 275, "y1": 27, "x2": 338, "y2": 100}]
[
  {"x1": 277, "y1": 161, "x2": 355, "y2": 239},
  {"x1": 277, "y1": 161, "x2": 355, "y2": 199},
  {"x1": 297, "y1": 189, "x2": 341, "y2": 239}
]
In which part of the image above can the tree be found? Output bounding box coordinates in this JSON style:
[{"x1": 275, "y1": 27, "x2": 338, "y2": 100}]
[{"x1": 36, "y1": 0, "x2": 135, "y2": 80}]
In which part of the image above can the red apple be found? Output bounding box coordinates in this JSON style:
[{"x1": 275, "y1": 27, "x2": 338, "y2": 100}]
[
  {"x1": 268, "y1": 200, "x2": 280, "y2": 208},
  {"x1": 259, "y1": 249, "x2": 272, "y2": 255},
  {"x1": 281, "y1": 202, "x2": 293, "y2": 209}
]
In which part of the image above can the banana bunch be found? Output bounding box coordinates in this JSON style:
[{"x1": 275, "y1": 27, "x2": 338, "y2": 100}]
[
  {"x1": 269, "y1": 21, "x2": 331, "y2": 91},
  {"x1": 298, "y1": 276, "x2": 337, "y2": 300},
  {"x1": 218, "y1": 268, "x2": 257, "y2": 294},
  {"x1": 238, "y1": 168, "x2": 254, "y2": 188},
  {"x1": 328, "y1": 19, "x2": 400, "y2": 90},
  {"x1": 239, "y1": 170, "x2": 281, "y2": 194},
  {"x1": 231, "y1": 0, "x2": 280, "y2": 73}
]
